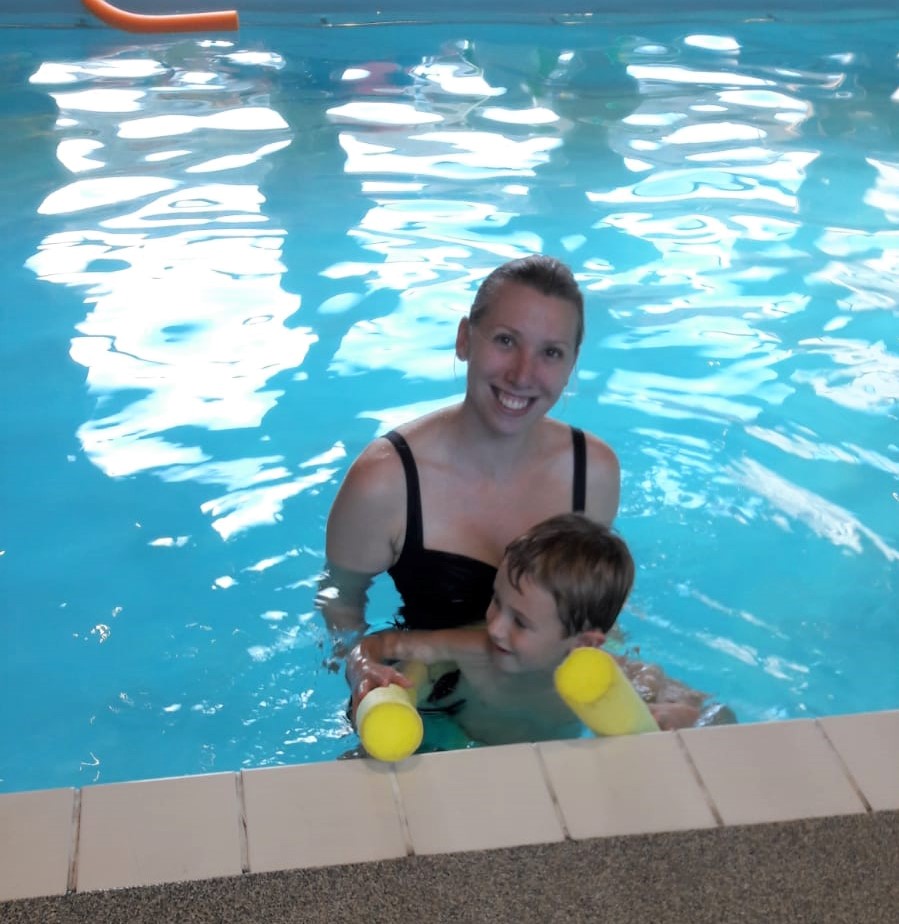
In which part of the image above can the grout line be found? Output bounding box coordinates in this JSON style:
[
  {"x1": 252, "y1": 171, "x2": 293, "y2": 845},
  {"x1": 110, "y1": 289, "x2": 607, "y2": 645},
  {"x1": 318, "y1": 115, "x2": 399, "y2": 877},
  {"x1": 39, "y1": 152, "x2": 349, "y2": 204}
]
[
  {"x1": 388, "y1": 764, "x2": 416, "y2": 857},
  {"x1": 673, "y1": 731, "x2": 725, "y2": 828},
  {"x1": 235, "y1": 772, "x2": 250, "y2": 874},
  {"x1": 815, "y1": 719, "x2": 873, "y2": 813},
  {"x1": 533, "y1": 743, "x2": 571, "y2": 840},
  {"x1": 66, "y1": 788, "x2": 82, "y2": 895}
]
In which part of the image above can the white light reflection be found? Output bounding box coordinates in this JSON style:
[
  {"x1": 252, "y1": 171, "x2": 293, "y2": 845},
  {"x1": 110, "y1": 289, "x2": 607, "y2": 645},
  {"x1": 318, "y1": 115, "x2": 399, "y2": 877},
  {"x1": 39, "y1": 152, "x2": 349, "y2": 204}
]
[
  {"x1": 340, "y1": 131, "x2": 561, "y2": 180},
  {"x1": 186, "y1": 139, "x2": 292, "y2": 173},
  {"x1": 201, "y1": 466, "x2": 336, "y2": 541},
  {"x1": 38, "y1": 177, "x2": 178, "y2": 215},
  {"x1": 863, "y1": 157, "x2": 899, "y2": 222},
  {"x1": 410, "y1": 62, "x2": 505, "y2": 98},
  {"x1": 327, "y1": 102, "x2": 443, "y2": 127},
  {"x1": 31, "y1": 59, "x2": 168, "y2": 84},
  {"x1": 696, "y1": 633, "x2": 759, "y2": 666},
  {"x1": 119, "y1": 106, "x2": 288, "y2": 139},
  {"x1": 56, "y1": 139, "x2": 105, "y2": 173},
  {"x1": 626, "y1": 65, "x2": 772, "y2": 87},
  {"x1": 51, "y1": 89, "x2": 145, "y2": 113},
  {"x1": 684, "y1": 35, "x2": 741, "y2": 53},
  {"x1": 603, "y1": 357, "x2": 793, "y2": 424},
  {"x1": 745, "y1": 425, "x2": 899, "y2": 478},
  {"x1": 732, "y1": 458, "x2": 899, "y2": 561},
  {"x1": 479, "y1": 106, "x2": 559, "y2": 125},
  {"x1": 791, "y1": 337, "x2": 899, "y2": 413}
]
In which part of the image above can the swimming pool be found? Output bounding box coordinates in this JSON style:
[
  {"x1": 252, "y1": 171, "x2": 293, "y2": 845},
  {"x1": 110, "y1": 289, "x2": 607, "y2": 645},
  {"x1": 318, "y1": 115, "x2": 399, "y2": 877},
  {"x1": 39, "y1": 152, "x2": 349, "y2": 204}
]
[{"x1": 1, "y1": 1, "x2": 896, "y2": 794}]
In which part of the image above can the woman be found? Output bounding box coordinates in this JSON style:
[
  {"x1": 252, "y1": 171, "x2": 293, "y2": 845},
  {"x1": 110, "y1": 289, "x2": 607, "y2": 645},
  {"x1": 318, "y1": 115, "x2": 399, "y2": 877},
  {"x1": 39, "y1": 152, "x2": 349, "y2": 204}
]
[{"x1": 319, "y1": 255, "x2": 620, "y2": 701}]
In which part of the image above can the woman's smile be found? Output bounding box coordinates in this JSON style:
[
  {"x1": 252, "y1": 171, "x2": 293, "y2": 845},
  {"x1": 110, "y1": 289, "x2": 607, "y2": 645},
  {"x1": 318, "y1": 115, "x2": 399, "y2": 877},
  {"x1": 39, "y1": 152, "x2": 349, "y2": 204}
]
[{"x1": 493, "y1": 387, "x2": 535, "y2": 414}]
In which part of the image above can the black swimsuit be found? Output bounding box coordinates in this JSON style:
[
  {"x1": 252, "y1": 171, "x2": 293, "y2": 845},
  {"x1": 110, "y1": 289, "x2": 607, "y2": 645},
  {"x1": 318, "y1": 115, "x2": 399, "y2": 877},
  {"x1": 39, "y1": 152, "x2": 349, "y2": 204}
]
[{"x1": 384, "y1": 427, "x2": 587, "y2": 630}]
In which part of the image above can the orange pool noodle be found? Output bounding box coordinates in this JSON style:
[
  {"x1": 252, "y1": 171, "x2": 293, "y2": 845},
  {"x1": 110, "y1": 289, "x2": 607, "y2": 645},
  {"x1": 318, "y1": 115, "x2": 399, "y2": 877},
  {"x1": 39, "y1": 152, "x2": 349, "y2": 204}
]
[{"x1": 81, "y1": 0, "x2": 238, "y2": 34}]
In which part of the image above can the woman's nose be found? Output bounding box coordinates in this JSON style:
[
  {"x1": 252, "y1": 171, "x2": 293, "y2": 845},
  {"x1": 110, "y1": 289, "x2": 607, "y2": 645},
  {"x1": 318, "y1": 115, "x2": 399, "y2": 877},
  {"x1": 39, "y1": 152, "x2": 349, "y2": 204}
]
[{"x1": 506, "y1": 349, "x2": 534, "y2": 387}]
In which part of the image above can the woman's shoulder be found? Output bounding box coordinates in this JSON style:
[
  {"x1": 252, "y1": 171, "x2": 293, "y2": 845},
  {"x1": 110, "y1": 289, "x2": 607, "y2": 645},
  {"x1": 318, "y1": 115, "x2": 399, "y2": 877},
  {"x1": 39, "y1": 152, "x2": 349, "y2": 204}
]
[
  {"x1": 545, "y1": 419, "x2": 620, "y2": 524},
  {"x1": 339, "y1": 434, "x2": 406, "y2": 505},
  {"x1": 544, "y1": 418, "x2": 618, "y2": 462},
  {"x1": 581, "y1": 427, "x2": 619, "y2": 471}
]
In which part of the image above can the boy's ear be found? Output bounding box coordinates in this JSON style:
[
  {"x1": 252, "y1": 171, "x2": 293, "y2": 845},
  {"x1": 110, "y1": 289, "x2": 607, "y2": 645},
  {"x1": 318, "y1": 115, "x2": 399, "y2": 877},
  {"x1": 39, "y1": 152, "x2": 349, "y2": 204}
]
[{"x1": 572, "y1": 629, "x2": 606, "y2": 650}]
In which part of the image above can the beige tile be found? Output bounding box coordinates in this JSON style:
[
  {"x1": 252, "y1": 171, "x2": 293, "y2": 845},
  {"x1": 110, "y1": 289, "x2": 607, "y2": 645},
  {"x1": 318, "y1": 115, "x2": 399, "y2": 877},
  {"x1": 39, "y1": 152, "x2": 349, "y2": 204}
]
[
  {"x1": 0, "y1": 788, "x2": 75, "y2": 901},
  {"x1": 539, "y1": 733, "x2": 718, "y2": 838},
  {"x1": 395, "y1": 744, "x2": 564, "y2": 855},
  {"x1": 819, "y1": 710, "x2": 899, "y2": 811},
  {"x1": 680, "y1": 719, "x2": 867, "y2": 826},
  {"x1": 77, "y1": 773, "x2": 243, "y2": 892},
  {"x1": 242, "y1": 759, "x2": 407, "y2": 872}
]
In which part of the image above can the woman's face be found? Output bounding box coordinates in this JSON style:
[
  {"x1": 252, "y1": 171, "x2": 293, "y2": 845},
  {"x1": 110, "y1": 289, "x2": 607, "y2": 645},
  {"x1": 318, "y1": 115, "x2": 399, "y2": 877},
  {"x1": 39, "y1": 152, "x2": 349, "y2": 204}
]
[{"x1": 456, "y1": 280, "x2": 580, "y2": 434}]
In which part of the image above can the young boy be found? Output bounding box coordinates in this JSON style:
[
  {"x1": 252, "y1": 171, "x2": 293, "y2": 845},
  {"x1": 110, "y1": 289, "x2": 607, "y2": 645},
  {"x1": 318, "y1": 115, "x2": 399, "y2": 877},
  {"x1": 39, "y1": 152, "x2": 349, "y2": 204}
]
[{"x1": 348, "y1": 513, "x2": 667, "y2": 746}]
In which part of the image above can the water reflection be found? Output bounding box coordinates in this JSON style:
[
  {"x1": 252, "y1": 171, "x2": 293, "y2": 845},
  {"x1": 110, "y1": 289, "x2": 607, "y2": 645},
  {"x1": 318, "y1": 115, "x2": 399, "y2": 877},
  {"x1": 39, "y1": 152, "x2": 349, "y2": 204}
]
[{"x1": 27, "y1": 44, "x2": 329, "y2": 537}]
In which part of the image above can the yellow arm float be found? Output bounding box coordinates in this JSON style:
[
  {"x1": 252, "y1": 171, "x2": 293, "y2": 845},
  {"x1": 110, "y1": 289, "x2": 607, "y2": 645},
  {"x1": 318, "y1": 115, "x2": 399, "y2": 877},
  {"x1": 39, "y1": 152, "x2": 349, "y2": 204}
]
[
  {"x1": 81, "y1": 0, "x2": 238, "y2": 33},
  {"x1": 358, "y1": 648, "x2": 659, "y2": 763},
  {"x1": 555, "y1": 647, "x2": 660, "y2": 736},
  {"x1": 355, "y1": 661, "x2": 428, "y2": 763}
]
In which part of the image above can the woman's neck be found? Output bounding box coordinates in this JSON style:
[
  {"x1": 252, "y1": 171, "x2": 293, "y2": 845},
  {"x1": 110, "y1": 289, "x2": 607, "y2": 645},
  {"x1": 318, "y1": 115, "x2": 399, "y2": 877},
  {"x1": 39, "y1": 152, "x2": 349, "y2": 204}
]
[{"x1": 442, "y1": 401, "x2": 548, "y2": 478}]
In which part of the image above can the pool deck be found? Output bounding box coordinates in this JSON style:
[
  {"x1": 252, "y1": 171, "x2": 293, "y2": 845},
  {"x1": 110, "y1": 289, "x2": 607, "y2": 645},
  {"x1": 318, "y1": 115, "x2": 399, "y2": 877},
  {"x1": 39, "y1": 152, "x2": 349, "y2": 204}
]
[{"x1": 2, "y1": 709, "x2": 898, "y2": 921}]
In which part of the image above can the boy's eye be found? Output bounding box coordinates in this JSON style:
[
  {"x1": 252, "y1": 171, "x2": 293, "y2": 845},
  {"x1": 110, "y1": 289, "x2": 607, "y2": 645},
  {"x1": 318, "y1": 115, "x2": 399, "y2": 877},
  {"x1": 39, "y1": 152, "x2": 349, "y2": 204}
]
[
  {"x1": 544, "y1": 346, "x2": 564, "y2": 360},
  {"x1": 493, "y1": 333, "x2": 514, "y2": 347}
]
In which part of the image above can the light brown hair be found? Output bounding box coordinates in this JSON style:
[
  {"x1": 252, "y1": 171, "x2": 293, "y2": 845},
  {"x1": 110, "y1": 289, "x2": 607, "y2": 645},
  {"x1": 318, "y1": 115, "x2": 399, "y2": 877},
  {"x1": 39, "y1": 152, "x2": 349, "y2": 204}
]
[
  {"x1": 469, "y1": 255, "x2": 585, "y2": 349},
  {"x1": 503, "y1": 513, "x2": 634, "y2": 634}
]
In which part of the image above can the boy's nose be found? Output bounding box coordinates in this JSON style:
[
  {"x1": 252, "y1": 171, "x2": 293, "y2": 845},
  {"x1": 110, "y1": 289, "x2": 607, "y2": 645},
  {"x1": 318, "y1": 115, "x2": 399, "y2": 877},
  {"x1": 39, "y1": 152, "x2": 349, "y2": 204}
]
[{"x1": 486, "y1": 606, "x2": 504, "y2": 638}]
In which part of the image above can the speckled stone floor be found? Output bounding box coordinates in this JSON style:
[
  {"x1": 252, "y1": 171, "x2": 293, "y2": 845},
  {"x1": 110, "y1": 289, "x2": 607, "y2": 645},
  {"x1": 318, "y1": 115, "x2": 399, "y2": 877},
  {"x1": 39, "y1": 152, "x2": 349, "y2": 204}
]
[{"x1": 5, "y1": 810, "x2": 897, "y2": 924}]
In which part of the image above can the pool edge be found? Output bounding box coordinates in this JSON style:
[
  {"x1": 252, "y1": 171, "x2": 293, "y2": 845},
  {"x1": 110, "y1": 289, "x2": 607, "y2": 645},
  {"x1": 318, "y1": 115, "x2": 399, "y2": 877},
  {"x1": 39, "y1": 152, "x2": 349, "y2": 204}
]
[{"x1": 2, "y1": 709, "x2": 897, "y2": 906}]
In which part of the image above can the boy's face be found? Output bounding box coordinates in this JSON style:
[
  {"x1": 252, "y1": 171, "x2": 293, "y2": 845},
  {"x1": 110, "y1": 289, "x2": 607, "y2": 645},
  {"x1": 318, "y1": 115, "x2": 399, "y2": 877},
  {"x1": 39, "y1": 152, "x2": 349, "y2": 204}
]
[{"x1": 485, "y1": 562, "x2": 572, "y2": 673}]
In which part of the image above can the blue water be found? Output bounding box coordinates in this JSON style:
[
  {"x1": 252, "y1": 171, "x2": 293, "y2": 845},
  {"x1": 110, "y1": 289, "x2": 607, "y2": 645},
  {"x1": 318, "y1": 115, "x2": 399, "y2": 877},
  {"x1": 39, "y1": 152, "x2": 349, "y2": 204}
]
[{"x1": 1, "y1": 10, "x2": 897, "y2": 793}]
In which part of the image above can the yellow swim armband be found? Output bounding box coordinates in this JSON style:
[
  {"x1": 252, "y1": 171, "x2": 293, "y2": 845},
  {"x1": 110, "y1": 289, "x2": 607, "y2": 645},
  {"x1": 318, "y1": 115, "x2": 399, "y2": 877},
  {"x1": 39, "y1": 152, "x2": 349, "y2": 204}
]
[
  {"x1": 554, "y1": 647, "x2": 659, "y2": 736},
  {"x1": 356, "y1": 661, "x2": 428, "y2": 762}
]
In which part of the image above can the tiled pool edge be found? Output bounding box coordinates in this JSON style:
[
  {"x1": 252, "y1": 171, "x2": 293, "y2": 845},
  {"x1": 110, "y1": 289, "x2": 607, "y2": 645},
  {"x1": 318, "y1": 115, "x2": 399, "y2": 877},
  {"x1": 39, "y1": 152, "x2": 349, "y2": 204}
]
[{"x1": 2, "y1": 710, "x2": 897, "y2": 906}]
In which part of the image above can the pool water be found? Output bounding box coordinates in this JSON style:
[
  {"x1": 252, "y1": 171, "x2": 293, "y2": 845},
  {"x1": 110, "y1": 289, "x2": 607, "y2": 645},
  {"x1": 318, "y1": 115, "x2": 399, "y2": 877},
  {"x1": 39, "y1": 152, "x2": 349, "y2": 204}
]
[{"x1": 1, "y1": 9, "x2": 897, "y2": 793}]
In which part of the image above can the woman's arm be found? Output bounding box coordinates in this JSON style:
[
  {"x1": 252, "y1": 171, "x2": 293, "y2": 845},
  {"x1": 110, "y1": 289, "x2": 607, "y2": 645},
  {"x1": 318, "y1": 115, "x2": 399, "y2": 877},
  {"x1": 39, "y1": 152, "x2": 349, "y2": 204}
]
[
  {"x1": 318, "y1": 440, "x2": 406, "y2": 639},
  {"x1": 347, "y1": 627, "x2": 489, "y2": 708},
  {"x1": 359, "y1": 627, "x2": 489, "y2": 665}
]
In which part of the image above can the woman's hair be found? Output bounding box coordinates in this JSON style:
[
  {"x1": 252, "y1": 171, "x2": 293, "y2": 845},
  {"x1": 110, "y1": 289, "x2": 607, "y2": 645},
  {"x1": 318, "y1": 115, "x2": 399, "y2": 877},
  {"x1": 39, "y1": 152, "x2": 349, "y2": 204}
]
[
  {"x1": 469, "y1": 255, "x2": 585, "y2": 348},
  {"x1": 503, "y1": 513, "x2": 634, "y2": 634}
]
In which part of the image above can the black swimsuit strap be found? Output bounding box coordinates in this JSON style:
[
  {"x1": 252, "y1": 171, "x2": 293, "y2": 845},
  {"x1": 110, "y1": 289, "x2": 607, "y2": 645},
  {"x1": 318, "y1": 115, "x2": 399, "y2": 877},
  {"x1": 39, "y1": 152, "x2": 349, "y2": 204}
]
[
  {"x1": 386, "y1": 427, "x2": 586, "y2": 552},
  {"x1": 383, "y1": 430, "x2": 423, "y2": 553},
  {"x1": 571, "y1": 426, "x2": 586, "y2": 512}
]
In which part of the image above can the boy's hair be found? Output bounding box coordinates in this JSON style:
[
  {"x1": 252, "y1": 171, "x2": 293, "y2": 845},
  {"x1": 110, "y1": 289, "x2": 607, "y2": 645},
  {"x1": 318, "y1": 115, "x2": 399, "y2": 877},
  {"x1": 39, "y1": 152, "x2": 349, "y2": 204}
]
[
  {"x1": 469, "y1": 255, "x2": 585, "y2": 349},
  {"x1": 503, "y1": 513, "x2": 634, "y2": 635}
]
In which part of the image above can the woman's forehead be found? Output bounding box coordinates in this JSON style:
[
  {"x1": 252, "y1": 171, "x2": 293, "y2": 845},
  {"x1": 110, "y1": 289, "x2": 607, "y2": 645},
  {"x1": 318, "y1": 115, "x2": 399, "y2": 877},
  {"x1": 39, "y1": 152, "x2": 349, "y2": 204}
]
[{"x1": 480, "y1": 284, "x2": 580, "y2": 338}]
